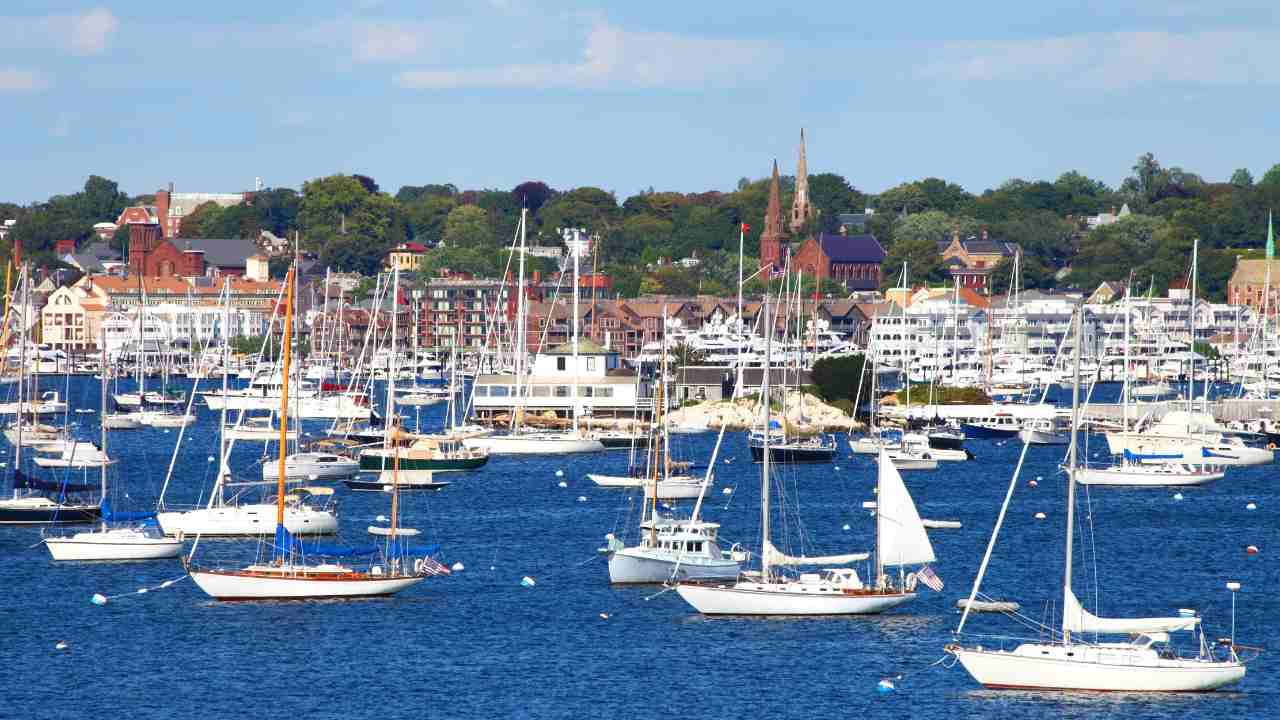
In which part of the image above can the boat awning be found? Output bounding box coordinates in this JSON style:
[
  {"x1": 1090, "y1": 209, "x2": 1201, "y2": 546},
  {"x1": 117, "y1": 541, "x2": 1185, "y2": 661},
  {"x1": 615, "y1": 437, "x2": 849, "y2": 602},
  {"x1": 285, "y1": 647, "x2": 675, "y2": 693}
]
[
  {"x1": 367, "y1": 526, "x2": 420, "y2": 537},
  {"x1": 763, "y1": 540, "x2": 868, "y2": 566},
  {"x1": 1064, "y1": 589, "x2": 1199, "y2": 635}
]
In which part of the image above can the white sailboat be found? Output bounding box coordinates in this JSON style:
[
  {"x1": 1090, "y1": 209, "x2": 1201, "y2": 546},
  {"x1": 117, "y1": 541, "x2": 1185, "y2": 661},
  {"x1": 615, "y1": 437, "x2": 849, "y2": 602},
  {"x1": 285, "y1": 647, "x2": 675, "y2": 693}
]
[
  {"x1": 188, "y1": 266, "x2": 434, "y2": 601},
  {"x1": 45, "y1": 333, "x2": 183, "y2": 561},
  {"x1": 676, "y1": 301, "x2": 938, "y2": 615},
  {"x1": 157, "y1": 278, "x2": 337, "y2": 538},
  {"x1": 948, "y1": 305, "x2": 1248, "y2": 691}
]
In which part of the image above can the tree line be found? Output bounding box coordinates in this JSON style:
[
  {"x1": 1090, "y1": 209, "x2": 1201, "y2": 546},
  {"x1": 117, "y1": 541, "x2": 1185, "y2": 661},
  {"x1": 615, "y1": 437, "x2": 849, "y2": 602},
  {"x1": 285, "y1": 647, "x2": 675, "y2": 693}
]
[{"x1": 4, "y1": 156, "x2": 1279, "y2": 301}]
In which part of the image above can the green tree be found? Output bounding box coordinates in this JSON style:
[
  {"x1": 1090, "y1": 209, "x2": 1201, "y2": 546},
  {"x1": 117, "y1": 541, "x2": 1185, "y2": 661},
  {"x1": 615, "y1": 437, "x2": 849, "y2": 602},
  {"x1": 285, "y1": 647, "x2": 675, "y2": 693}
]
[
  {"x1": 300, "y1": 174, "x2": 406, "y2": 273},
  {"x1": 442, "y1": 205, "x2": 492, "y2": 248},
  {"x1": 1230, "y1": 168, "x2": 1254, "y2": 188},
  {"x1": 807, "y1": 173, "x2": 863, "y2": 232},
  {"x1": 1261, "y1": 164, "x2": 1280, "y2": 187},
  {"x1": 809, "y1": 355, "x2": 871, "y2": 409}
]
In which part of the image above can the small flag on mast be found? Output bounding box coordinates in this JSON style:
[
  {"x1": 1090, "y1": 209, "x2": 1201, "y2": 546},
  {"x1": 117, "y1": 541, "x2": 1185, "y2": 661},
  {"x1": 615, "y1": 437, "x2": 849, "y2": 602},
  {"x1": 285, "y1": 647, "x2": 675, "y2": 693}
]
[{"x1": 917, "y1": 564, "x2": 944, "y2": 592}]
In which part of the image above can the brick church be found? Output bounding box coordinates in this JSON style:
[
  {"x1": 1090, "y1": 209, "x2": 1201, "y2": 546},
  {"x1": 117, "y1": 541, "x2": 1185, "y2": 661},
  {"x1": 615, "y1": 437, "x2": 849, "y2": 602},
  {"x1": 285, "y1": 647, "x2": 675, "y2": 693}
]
[{"x1": 758, "y1": 130, "x2": 885, "y2": 291}]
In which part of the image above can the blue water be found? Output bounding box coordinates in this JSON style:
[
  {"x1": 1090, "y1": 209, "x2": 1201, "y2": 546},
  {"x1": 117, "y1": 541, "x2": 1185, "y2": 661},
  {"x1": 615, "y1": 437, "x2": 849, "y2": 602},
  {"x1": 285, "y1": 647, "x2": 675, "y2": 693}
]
[{"x1": 3, "y1": 377, "x2": 1275, "y2": 719}]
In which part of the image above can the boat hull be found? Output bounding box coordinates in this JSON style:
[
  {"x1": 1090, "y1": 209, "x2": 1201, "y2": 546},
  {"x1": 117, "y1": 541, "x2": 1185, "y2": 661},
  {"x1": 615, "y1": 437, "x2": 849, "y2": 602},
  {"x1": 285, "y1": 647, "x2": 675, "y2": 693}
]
[
  {"x1": 1076, "y1": 466, "x2": 1224, "y2": 486},
  {"x1": 676, "y1": 583, "x2": 915, "y2": 615},
  {"x1": 189, "y1": 567, "x2": 425, "y2": 600},
  {"x1": 1018, "y1": 429, "x2": 1070, "y2": 445},
  {"x1": 748, "y1": 443, "x2": 835, "y2": 463},
  {"x1": 608, "y1": 550, "x2": 739, "y2": 584},
  {"x1": 950, "y1": 645, "x2": 1245, "y2": 692},
  {"x1": 0, "y1": 501, "x2": 101, "y2": 525},
  {"x1": 358, "y1": 453, "x2": 488, "y2": 473},
  {"x1": 462, "y1": 435, "x2": 604, "y2": 455},
  {"x1": 961, "y1": 423, "x2": 1020, "y2": 439},
  {"x1": 157, "y1": 505, "x2": 338, "y2": 537},
  {"x1": 46, "y1": 530, "x2": 183, "y2": 561},
  {"x1": 1104, "y1": 433, "x2": 1274, "y2": 466}
]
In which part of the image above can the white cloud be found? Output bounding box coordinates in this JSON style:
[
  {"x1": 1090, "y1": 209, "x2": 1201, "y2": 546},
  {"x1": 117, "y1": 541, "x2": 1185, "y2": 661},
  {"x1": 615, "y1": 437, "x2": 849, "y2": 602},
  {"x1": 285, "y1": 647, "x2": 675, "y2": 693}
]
[
  {"x1": 0, "y1": 8, "x2": 118, "y2": 55},
  {"x1": 396, "y1": 21, "x2": 773, "y2": 90},
  {"x1": 0, "y1": 68, "x2": 45, "y2": 92},
  {"x1": 68, "y1": 8, "x2": 119, "y2": 54},
  {"x1": 918, "y1": 29, "x2": 1280, "y2": 90},
  {"x1": 352, "y1": 22, "x2": 434, "y2": 63}
]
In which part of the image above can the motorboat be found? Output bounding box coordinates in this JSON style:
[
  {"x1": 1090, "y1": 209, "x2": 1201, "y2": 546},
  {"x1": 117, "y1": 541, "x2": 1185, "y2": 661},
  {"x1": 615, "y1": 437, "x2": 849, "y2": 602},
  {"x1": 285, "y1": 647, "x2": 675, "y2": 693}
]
[
  {"x1": 1018, "y1": 417, "x2": 1070, "y2": 445},
  {"x1": 262, "y1": 452, "x2": 360, "y2": 482},
  {"x1": 605, "y1": 518, "x2": 742, "y2": 584},
  {"x1": 463, "y1": 431, "x2": 604, "y2": 455},
  {"x1": 747, "y1": 429, "x2": 837, "y2": 463},
  {"x1": 359, "y1": 436, "x2": 489, "y2": 473},
  {"x1": 45, "y1": 525, "x2": 182, "y2": 561}
]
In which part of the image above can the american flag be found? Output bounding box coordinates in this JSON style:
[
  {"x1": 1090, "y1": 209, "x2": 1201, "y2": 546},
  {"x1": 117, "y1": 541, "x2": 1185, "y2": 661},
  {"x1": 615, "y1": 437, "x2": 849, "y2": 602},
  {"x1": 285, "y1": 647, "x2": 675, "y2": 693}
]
[
  {"x1": 419, "y1": 556, "x2": 452, "y2": 576},
  {"x1": 917, "y1": 565, "x2": 944, "y2": 592}
]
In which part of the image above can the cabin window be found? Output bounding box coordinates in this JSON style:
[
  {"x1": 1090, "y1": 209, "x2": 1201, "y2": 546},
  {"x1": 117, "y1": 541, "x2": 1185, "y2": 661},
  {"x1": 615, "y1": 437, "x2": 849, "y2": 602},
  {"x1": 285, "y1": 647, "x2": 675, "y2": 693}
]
[
  {"x1": 579, "y1": 386, "x2": 593, "y2": 397},
  {"x1": 491, "y1": 386, "x2": 509, "y2": 398},
  {"x1": 554, "y1": 386, "x2": 570, "y2": 398},
  {"x1": 596, "y1": 387, "x2": 613, "y2": 398},
  {"x1": 474, "y1": 386, "x2": 489, "y2": 397},
  {"x1": 531, "y1": 386, "x2": 550, "y2": 397}
]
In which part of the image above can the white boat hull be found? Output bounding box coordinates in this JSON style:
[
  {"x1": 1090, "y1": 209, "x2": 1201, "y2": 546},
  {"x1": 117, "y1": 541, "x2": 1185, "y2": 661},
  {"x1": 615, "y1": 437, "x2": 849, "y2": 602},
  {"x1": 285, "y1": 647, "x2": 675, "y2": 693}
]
[
  {"x1": 262, "y1": 455, "x2": 360, "y2": 481},
  {"x1": 463, "y1": 435, "x2": 604, "y2": 454},
  {"x1": 951, "y1": 645, "x2": 1245, "y2": 692},
  {"x1": 46, "y1": 528, "x2": 183, "y2": 561},
  {"x1": 189, "y1": 567, "x2": 425, "y2": 600},
  {"x1": 887, "y1": 455, "x2": 938, "y2": 471},
  {"x1": 1104, "y1": 433, "x2": 1273, "y2": 466},
  {"x1": 1018, "y1": 429, "x2": 1069, "y2": 445},
  {"x1": 675, "y1": 582, "x2": 914, "y2": 615},
  {"x1": 586, "y1": 474, "x2": 707, "y2": 499},
  {"x1": 608, "y1": 550, "x2": 739, "y2": 584},
  {"x1": 1076, "y1": 465, "x2": 1224, "y2": 486},
  {"x1": 157, "y1": 504, "x2": 338, "y2": 537}
]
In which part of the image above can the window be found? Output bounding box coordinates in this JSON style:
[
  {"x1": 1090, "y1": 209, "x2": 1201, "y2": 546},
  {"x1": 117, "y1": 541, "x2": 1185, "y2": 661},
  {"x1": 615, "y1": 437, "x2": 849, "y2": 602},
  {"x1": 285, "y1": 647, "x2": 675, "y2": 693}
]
[
  {"x1": 475, "y1": 386, "x2": 489, "y2": 397},
  {"x1": 556, "y1": 357, "x2": 566, "y2": 371},
  {"x1": 586, "y1": 357, "x2": 596, "y2": 371},
  {"x1": 579, "y1": 386, "x2": 593, "y2": 397},
  {"x1": 531, "y1": 386, "x2": 550, "y2": 397},
  {"x1": 554, "y1": 385, "x2": 570, "y2": 398},
  {"x1": 596, "y1": 387, "x2": 613, "y2": 398}
]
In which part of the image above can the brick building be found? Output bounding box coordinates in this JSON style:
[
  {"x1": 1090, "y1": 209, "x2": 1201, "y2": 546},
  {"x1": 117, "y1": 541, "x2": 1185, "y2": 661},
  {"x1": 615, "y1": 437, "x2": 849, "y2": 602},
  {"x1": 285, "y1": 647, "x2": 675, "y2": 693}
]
[
  {"x1": 937, "y1": 229, "x2": 1021, "y2": 293},
  {"x1": 125, "y1": 222, "x2": 259, "y2": 278},
  {"x1": 793, "y1": 231, "x2": 887, "y2": 290}
]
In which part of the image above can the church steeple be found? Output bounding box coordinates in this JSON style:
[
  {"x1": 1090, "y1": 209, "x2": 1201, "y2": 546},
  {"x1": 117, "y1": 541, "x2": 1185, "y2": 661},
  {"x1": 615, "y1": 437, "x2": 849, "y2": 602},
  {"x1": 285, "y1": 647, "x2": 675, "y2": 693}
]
[
  {"x1": 790, "y1": 128, "x2": 811, "y2": 233},
  {"x1": 759, "y1": 160, "x2": 785, "y2": 274}
]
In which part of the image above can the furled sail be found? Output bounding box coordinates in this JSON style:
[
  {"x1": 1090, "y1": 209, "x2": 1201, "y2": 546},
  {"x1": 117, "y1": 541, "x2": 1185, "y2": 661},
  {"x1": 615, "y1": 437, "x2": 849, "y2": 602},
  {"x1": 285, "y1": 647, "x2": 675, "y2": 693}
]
[
  {"x1": 1063, "y1": 589, "x2": 1199, "y2": 635},
  {"x1": 762, "y1": 541, "x2": 867, "y2": 566},
  {"x1": 876, "y1": 450, "x2": 936, "y2": 566}
]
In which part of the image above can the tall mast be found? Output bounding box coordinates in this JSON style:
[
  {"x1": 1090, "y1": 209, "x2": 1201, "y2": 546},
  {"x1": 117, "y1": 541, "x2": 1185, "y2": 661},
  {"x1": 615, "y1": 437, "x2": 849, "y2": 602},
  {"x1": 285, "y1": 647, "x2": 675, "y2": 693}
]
[
  {"x1": 513, "y1": 210, "x2": 527, "y2": 434},
  {"x1": 760, "y1": 298, "x2": 773, "y2": 582},
  {"x1": 99, "y1": 325, "x2": 108, "y2": 511},
  {"x1": 1062, "y1": 303, "x2": 1083, "y2": 645},
  {"x1": 1122, "y1": 278, "x2": 1131, "y2": 435},
  {"x1": 275, "y1": 267, "x2": 295, "y2": 536},
  {"x1": 387, "y1": 266, "x2": 401, "y2": 537},
  {"x1": 571, "y1": 228, "x2": 582, "y2": 435},
  {"x1": 14, "y1": 265, "x2": 26, "y2": 497},
  {"x1": 1188, "y1": 238, "x2": 1198, "y2": 411},
  {"x1": 216, "y1": 278, "x2": 231, "y2": 506}
]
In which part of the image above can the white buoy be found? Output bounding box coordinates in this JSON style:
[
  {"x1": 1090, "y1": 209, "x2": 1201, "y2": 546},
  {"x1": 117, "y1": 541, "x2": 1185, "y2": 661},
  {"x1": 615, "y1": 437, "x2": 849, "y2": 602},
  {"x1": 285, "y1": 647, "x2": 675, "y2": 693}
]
[
  {"x1": 1173, "y1": 492, "x2": 1184, "y2": 501},
  {"x1": 599, "y1": 612, "x2": 609, "y2": 620},
  {"x1": 521, "y1": 576, "x2": 536, "y2": 588},
  {"x1": 722, "y1": 487, "x2": 732, "y2": 495},
  {"x1": 451, "y1": 561, "x2": 465, "y2": 572},
  {"x1": 90, "y1": 594, "x2": 107, "y2": 606},
  {"x1": 376, "y1": 515, "x2": 388, "y2": 522},
  {"x1": 876, "y1": 678, "x2": 896, "y2": 693},
  {"x1": 842, "y1": 524, "x2": 851, "y2": 531},
  {"x1": 558, "y1": 481, "x2": 567, "y2": 488},
  {"x1": 207, "y1": 456, "x2": 215, "y2": 463},
  {"x1": 55, "y1": 641, "x2": 68, "y2": 651},
  {"x1": 1028, "y1": 480, "x2": 1038, "y2": 488},
  {"x1": 577, "y1": 496, "x2": 587, "y2": 502},
  {"x1": 137, "y1": 588, "x2": 148, "y2": 594},
  {"x1": 1034, "y1": 512, "x2": 1046, "y2": 520},
  {"x1": 834, "y1": 466, "x2": 840, "y2": 471},
  {"x1": 555, "y1": 470, "x2": 564, "y2": 477},
  {"x1": 1246, "y1": 502, "x2": 1257, "y2": 510}
]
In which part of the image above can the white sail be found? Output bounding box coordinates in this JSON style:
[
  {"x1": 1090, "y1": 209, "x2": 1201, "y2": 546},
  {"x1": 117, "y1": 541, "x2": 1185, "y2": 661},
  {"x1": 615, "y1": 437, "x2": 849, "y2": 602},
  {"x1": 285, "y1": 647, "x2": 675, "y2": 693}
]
[
  {"x1": 1063, "y1": 588, "x2": 1198, "y2": 635},
  {"x1": 762, "y1": 541, "x2": 868, "y2": 567},
  {"x1": 877, "y1": 449, "x2": 936, "y2": 566}
]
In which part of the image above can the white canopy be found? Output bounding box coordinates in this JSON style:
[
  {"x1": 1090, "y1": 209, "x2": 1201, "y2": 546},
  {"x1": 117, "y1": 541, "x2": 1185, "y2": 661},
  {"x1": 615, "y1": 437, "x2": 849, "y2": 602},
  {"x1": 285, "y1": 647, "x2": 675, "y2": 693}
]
[
  {"x1": 763, "y1": 540, "x2": 867, "y2": 567},
  {"x1": 877, "y1": 449, "x2": 936, "y2": 566},
  {"x1": 1063, "y1": 589, "x2": 1199, "y2": 635}
]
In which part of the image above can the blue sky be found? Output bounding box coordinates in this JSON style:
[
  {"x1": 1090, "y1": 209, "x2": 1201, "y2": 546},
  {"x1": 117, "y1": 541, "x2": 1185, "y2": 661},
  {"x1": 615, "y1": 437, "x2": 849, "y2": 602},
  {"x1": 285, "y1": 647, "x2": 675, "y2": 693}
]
[{"x1": 4, "y1": 1, "x2": 1278, "y2": 204}]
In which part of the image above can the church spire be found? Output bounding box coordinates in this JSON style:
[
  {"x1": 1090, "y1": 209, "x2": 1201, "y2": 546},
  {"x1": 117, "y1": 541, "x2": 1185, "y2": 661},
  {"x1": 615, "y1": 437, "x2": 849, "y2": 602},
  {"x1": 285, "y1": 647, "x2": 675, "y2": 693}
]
[
  {"x1": 790, "y1": 128, "x2": 811, "y2": 233},
  {"x1": 759, "y1": 160, "x2": 785, "y2": 274}
]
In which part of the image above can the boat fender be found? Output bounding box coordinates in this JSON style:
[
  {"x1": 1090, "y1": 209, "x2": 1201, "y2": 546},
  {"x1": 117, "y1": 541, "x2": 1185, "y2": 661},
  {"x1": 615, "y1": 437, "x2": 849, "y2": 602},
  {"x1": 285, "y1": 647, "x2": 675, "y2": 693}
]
[
  {"x1": 905, "y1": 573, "x2": 918, "y2": 592},
  {"x1": 414, "y1": 558, "x2": 425, "y2": 575},
  {"x1": 1269, "y1": 443, "x2": 1276, "y2": 450}
]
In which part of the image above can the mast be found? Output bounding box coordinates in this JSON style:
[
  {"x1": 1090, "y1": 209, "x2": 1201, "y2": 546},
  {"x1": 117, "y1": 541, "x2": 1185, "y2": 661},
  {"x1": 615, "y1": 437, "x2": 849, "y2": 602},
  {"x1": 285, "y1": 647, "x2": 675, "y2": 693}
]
[
  {"x1": 1188, "y1": 238, "x2": 1198, "y2": 412},
  {"x1": 1122, "y1": 277, "x2": 1131, "y2": 437},
  {"x1": 513, "y1": 210, "x2": 528, "y2": 435},
  {"x1": 216, "y1": 278, "x2": 231, "y2": 506},
  {"x1": 571, "y1": 228, "x2": 582, "y2": 435},
  {"x1": 760, "y1": 298, "x2": 773, "y2": 582},
  {"x1": 387, "y1": 266, "x2": 401, "y2": 538},
  {"x1": 14, "y1": 265, "x2": 26, "y2": 497},
  {"x1": 99, "y1": 326, "x2": 108, "y2": 511},
  {"x1": 274, "y1": 267, "x2": 295, "y2": 536},
  {"x1": 1062, "y1": 303, "x2": 1083, "y2": 646}
]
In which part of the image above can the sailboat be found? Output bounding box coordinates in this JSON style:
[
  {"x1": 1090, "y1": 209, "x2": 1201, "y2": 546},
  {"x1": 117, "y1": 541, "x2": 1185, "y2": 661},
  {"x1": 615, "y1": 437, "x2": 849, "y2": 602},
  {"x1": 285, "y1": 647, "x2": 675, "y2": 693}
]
[
  {"x1": 157, "y1": 278, "x2": 338, "y2": 538},
  {"x1": 463, "y1": 216, "x2": 603, "y2": 455},
  {"x1": 0, "y1": 265, "x2": 101, "y2": 525},
  {"x1": 947, "y1": 305, "x2": 1248, "y2": 691},
  {"x1": 188, "y1": 267, "x2": 435, "y2": 601},
  {"x1": 44, "y1": 334, "x2": 183, "y2": 560},
  {"x1": 676, "y1": 300, "x2": 939, "y2": 615}
]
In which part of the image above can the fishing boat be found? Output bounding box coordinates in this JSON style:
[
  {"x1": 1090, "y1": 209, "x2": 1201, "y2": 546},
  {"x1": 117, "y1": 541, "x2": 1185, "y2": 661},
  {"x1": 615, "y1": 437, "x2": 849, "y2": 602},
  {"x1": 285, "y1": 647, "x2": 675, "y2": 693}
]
[
  {"x1": 676, "y1": 300, "x2": 939, "y2": 615},
  {"x1": 948, "y1": 305, "x2": 1249, "y2": 691},
  {"x1": 1017, "y1": 417, "x2": 1069, "y2": 445},
  {"x1": 188, "y1": 266, "x2": 436, "y2": 601},
  {"x1": 605, "y1": 517, "x2": 741, "y2": 584},
  {"x1": 961, "y1": 413, "x2": 1021, "y2": 438},
  {"x1": 884, "y1": 433, "x2": 939, "y2": 470}
]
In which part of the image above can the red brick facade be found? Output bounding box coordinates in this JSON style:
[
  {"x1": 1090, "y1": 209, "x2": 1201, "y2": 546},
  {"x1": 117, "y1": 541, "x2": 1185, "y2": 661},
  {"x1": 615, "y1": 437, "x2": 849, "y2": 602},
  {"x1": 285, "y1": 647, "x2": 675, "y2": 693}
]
[{"x1": 127, "y1": 223, "x2": 206, "y2": 277}]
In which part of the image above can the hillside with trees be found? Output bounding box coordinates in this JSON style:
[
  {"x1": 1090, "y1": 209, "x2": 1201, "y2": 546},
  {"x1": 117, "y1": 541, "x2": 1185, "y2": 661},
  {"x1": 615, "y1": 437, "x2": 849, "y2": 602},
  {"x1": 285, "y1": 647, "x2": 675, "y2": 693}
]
[{"x1": 3, "y1": 154, "x2": 1278, "y2": 300}]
